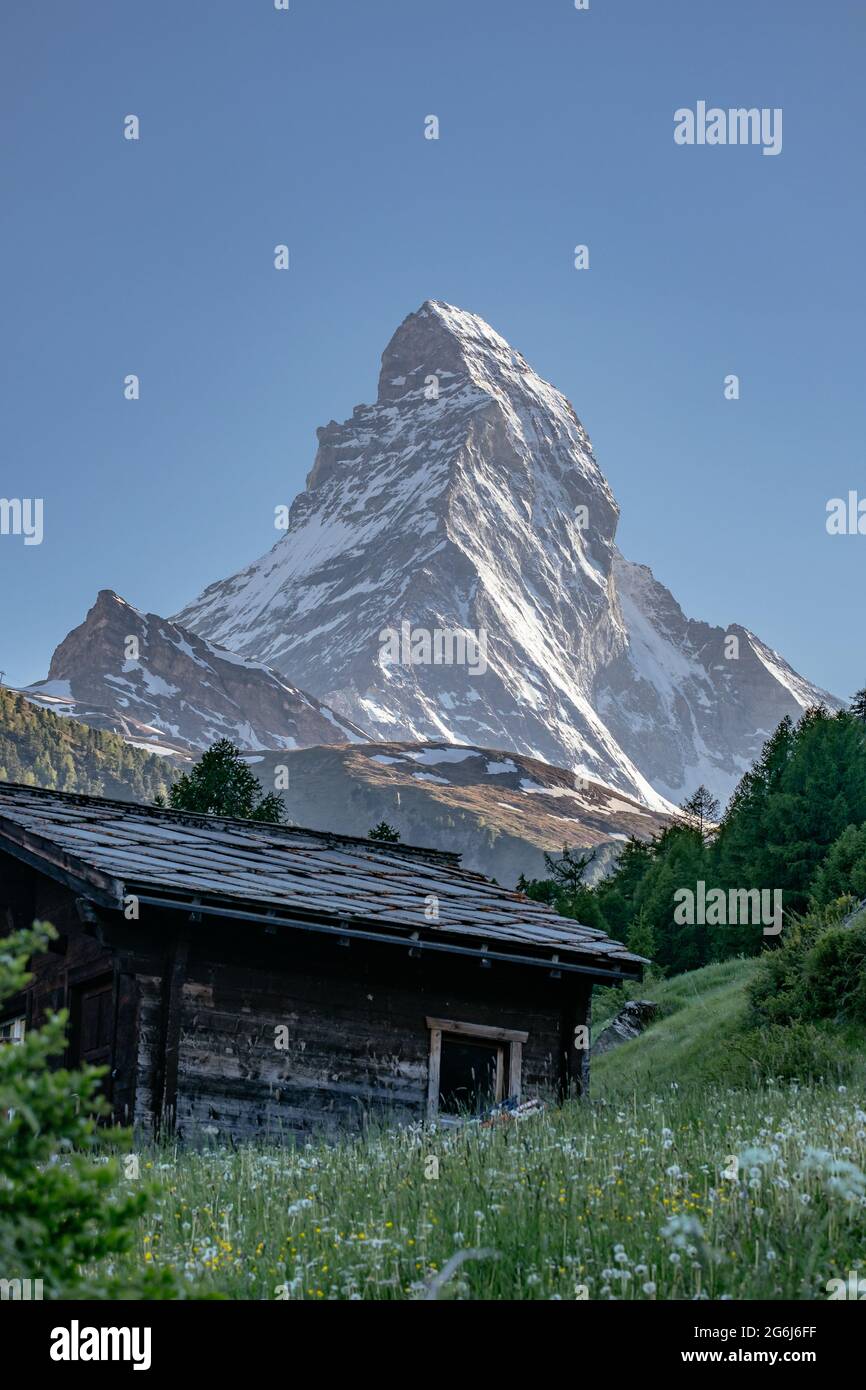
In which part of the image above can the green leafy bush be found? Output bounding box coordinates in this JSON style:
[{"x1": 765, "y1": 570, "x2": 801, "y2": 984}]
[
  {"x1": 0, "y1": 922, "x2": 175, "y2": 1298},
  {"x1": 717, "y1": 1022, "x2": 859, "y2": 1087},
  {"x1": 747, "y1": 915, "x2": 824, "y2": 1025},
  {"x1": 749, "y1": 909, "x2": 866, "y2": 1029},
  {"x1": 810, "y1": 823, "x2": 866, "y2": 908},
  {"x1": 803, "y1": 918, "x2": 866, "y2": 1024}
]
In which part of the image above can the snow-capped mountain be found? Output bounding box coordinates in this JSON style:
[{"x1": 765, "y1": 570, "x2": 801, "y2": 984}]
[
  {"x1": 23, "y1": 590, "x2": 369, "y2": 760},
  {"x1": 175, "y1": 300, "x2": 837, "y2": 807}
]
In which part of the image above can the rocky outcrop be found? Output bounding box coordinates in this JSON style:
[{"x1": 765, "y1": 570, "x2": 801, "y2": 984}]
[{"x1": 592, "y1": 1000, "x2": 659, "y2": 1056}]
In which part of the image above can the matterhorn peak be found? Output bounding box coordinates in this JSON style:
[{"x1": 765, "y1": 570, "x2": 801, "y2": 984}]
[
  {"x1": 376, "y1": 300, "x2": 588, "y2": 448},
  {"x1": 175, "y1": 302, "x2": 837, "y2": 808},
  {"x1": 376, "y1": 300, "x2": 522, "y2": 403}
]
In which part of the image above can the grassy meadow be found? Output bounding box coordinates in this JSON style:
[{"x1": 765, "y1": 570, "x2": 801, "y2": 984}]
[{"x1": 89, "y1": 960, "x2": 866, "y2": 1301}]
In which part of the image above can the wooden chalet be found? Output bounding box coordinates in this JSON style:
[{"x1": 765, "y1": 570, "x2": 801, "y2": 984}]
[{"x1": 0, "y1": 783, "x2": 644, "y2": 1141}]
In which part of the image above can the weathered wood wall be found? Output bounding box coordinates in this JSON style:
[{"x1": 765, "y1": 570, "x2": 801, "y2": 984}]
[{"x1": 165, "y1": 918, "x2": 590, "y2": 1143}]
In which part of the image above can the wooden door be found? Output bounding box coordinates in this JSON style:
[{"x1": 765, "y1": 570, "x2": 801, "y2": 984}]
[{"x1": 73, "y1": 979, "x2": 114, "y2": 1070}]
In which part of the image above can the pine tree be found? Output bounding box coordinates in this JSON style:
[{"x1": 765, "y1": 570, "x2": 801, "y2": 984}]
[
  {"x1": 594, "y1": 837, "x2": 653, "y2": 938},
  {"x1": 543, "y1": 844, "x2": 593, "y2": 894},
  {"x1": 165, "y1": 739, "x2": 286, "y2": 822},
  {"x1": 634, "y1": 824, "x2": 710, "y2": 972},
  {"x1": 761, "y1": 709, "x2": 866, "y2": 913},
  {"x1": 851, "y1": 687, "x2": 866, "y2": 722},
  {"x1": 515, "y1": 873, "x2": 558, "y2": 905},
  {"x1": 680, "y1": 784, "x2": 721, "y2": 839},
  {"x1": 369, "y1": 820, "x2": 400, "y2": 842},
  {"x1": 554, "y1": 883, "x2": 610, "y2": 933},
  {"x1": 713, "y1": 716, "x2": 795, "y2": 892},
  {"x1": 626, "y1": 905, "x2": 655, "y2": 961}
]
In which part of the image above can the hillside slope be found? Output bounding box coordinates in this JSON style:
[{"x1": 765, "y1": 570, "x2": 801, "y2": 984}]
[
  {"x1": 591, "y1": 956, "x2": 866, "y2": 1094},
  {"x1": 0, "y1": 686, "x2": 174, "y2": 802},
  {"x1": 243, "y1": 740, "x2": 669, "y2": 885}
]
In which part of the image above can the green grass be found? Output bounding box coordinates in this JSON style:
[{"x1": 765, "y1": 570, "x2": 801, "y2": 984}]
[
  {"x1": 592, "y1": 956, "x2": 866, "y2": 1094},
  {"x1": 92, "y1": 1081, "x2": 866, "y2": 1301},
  {"x1": 79, "y1": 956, "x2": 866, "y2": 1301},
  {"x1": 593, "y1": 957, "x2": 762, "y2": 1092}
]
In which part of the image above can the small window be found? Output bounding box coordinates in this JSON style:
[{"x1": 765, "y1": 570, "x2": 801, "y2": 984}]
[
  {"x1": 426, "y1": 1017, "x2": 528, "y2": 1120},
  {"x1": 0, "y1": 1016, "x2": 26, "y2": 1045}
]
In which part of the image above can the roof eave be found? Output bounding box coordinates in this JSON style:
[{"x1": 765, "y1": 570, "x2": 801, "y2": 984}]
[{"x1": 127, "y1": 886, "x2": 644, "y2": 982}]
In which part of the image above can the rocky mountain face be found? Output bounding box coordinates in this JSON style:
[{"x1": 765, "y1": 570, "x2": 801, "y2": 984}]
[
  {"x1": 175, "y1": 300, "x2": 837, "y2": 808},
  {"x1": 593, "y1": 553, "x2": 839, "y2": 804},
  {"x1": 240, "y1": 741, "x2": 670, "y2": 887},
  {"x1": 23, "y1": 590, "x2": 369, "y2": 760}
]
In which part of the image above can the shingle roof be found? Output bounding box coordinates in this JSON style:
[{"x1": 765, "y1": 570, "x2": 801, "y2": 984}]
[{"x1": 0, "y1": 782, "x2": 644, "y2": 977}]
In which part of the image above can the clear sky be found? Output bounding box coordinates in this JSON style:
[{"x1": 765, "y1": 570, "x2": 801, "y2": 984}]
[{"x1": 1, "y1": 0, "x2": 863, "y2": 697}]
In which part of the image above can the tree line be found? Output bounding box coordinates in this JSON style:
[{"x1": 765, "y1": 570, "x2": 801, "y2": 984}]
[{"x1": 519, "y1": 693, "x2": 866, "y2": 976}]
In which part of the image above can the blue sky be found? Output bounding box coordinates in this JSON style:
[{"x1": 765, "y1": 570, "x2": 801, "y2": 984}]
[{"x1": 1, "y1": 0, "x2": 863, "y2": 697}]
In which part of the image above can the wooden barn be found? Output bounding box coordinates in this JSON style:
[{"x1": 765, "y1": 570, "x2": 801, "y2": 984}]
[{"x1": 0, "y1": 783, "x2": 643, "y2": 1142}]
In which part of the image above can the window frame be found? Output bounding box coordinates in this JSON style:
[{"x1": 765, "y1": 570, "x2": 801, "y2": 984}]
[
  {"x1": 0, "y1": 1015, "x2": 26, "y2": 1045},
  {"x1": 425, "y1": 1016, "x2": 528, "y2": 1120}
]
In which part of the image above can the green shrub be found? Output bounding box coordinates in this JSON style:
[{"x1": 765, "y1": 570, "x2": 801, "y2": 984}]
[
  {"x1": 719, "y1": 1022, "x2": 859, "y2": 1087},
  {"x1": 803, "y1": 918, "x2": 866, "y2": 1024},
  {"x1": 747, "y1": 915, "x2": 825, "y2": 1025},
  {"x1": 0, "y1": 922, "x2": 176, "y2": 1298},
  {"x1": 749, "y1": 909, "x2": 866, "y2": 1029},
  {"x1": 810, "y1": 823, "x2": 866, "y2": 907}
]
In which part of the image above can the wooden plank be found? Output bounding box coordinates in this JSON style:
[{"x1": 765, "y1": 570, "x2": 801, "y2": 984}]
[
  {"x1": 425, "y1": 1016, "x2": 529, "y2": 1044},
  {"x1": 494, "y1": 1045, "x2": 505, "y2": 1102},
  {"x1": 111, "y1": 956, "x2": 140, "y2": 1127},
  {"x1": 426, "y1": 1028, "x2": 441, "y2": 1122},
  {"x1": 558, "y1": 984, "x2": 591, "y2": 1102},
  {"x1": 507, "y1": 1041, "x2": 523, "y2": 1102}
]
